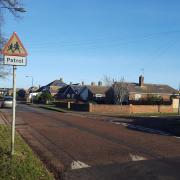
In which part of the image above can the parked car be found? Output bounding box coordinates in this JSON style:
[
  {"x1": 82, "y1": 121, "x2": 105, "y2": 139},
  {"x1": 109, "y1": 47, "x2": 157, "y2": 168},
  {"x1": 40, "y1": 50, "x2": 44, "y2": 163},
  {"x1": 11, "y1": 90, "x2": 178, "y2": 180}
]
[{"x1": 1, "y1": 96, "x2": 13, "y2": 108}]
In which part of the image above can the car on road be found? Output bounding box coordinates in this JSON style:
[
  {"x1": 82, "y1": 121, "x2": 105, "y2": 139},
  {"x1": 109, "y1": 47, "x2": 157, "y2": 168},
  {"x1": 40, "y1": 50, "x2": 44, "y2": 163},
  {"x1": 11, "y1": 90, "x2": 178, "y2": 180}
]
[{"x1": 1, "y1": 96, "x2": 13, "y2": 108}]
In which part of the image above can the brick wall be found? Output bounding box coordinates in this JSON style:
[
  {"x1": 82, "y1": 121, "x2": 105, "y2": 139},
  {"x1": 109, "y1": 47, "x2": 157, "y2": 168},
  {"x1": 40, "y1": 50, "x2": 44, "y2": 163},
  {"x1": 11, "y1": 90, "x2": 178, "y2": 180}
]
[
  {"x1": 90, "y1": 104, "x2": 130, "y2": 114},
  {"x1": 55, "y1": 102, "x2": 174, "y2": 114},
  {"x1": 89, "y1": 104, "x2": 173, "y2": 114}
]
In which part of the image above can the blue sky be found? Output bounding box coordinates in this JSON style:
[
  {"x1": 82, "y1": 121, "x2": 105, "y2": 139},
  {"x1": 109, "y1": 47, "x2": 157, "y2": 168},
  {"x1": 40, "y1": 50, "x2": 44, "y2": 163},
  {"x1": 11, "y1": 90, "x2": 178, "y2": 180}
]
[{"x1": 1, "y1": 0, "x2": 180, "y2": 89}]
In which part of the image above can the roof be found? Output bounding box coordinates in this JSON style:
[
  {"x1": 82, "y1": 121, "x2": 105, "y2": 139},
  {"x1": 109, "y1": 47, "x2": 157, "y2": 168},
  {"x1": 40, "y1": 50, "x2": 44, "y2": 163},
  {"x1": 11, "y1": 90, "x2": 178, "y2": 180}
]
[
  {"x1": 70, "y1": 85, "x2": 85, "y2": 94},
  {"x1": 115, "y1": 82, "x2": 177, "y2": 94},
  {"x1": 46, "y1": 80, "x2": 67, "y2": 87},
  {"x1": 86, "y1": 85, "x2": 110, "y2": 94},
  {"x1": 57, "y1": 84, "x2": 85, "y2": 95},
  {"x1": 36, "y1": 80, "x2": 67, "y2": 93}
]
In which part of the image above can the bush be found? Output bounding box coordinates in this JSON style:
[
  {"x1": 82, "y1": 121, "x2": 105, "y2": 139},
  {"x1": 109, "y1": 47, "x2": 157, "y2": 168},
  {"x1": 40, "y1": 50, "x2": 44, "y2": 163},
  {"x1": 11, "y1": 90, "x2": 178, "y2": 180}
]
[
  {"x1": 38, "y1": 92, "x2": 53, "y2": 104},
  {"x1": 147, "y1": 95, "x2": 163, "y2": 105}
]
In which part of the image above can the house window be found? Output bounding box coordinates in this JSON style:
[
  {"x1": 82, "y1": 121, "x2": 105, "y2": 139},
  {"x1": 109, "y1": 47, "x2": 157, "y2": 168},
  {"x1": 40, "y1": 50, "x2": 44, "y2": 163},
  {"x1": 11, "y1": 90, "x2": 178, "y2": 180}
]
[{"x1": 135, "y1": 94, "x2": 141, "y2": 101}]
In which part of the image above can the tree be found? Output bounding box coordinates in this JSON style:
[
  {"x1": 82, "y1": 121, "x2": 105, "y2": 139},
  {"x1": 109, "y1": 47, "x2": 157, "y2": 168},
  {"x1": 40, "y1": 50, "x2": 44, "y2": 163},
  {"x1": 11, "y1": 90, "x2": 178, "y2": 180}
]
[
  {"x1": 113, "y1": 78, "x2": 129, "y2": 105},
  {"x1": 103, "y1": 76, "x2": 129, "y2": 105},
  {"x1": 103, "y1": 75, "x2": 115, "y2": 86},
  {"x1": 0, "y1": 0, "x2": 25, "y2": 78},
  {"x1": 17, "y1": 88, "x2": 26, "y2": 100},
  {"x1": 38, "y1": 92, "x2": 53, "y2": 104}
]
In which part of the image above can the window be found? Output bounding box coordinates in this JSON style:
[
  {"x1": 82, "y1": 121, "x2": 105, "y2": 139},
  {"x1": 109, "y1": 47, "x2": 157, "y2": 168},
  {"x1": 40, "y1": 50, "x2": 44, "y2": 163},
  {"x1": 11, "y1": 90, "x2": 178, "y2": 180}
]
[{"x1": 135, "y1": 94, "x2": 141, "y2": 101}]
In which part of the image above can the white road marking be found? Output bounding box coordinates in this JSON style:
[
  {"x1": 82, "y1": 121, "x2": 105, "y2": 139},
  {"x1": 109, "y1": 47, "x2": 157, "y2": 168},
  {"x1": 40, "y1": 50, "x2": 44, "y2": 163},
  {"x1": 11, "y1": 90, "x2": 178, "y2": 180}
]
[
  {"x1": 129, "y1": 153, "x2": 147, "y2": 161},
  {"x1": 174, "y1": 136, "x2": 180, "y2": 139},
  {"x1": 71, "y1": 160, "x2": 90, "y2": 170}
]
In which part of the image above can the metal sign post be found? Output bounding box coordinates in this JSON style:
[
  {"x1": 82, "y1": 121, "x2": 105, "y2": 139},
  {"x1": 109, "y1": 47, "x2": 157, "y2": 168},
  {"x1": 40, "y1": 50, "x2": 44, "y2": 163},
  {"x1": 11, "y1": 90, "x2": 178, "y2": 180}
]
[
  {"x1": 11, "y1": 65, "x2": 17, "y2": 155},
  {"x1": 1, "y1": 32, "x2": 28, "y2": 156}
]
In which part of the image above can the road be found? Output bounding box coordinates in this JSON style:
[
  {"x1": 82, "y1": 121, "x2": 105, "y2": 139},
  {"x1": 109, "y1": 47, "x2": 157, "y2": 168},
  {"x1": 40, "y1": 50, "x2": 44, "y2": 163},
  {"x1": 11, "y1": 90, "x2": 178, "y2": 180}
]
[{"x1": 1, "y1": 104, "x2": 180, "y2": 180}]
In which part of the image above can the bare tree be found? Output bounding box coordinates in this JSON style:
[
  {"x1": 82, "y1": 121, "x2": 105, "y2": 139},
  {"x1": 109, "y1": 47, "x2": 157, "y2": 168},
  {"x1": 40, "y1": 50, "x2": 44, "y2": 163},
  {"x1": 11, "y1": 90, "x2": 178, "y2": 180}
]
[
  {"x1": 103, "y1": 75, "x2": 129, "y2": 105},
  {"x1": 0, "y1": 0, "x2": 25, "y2": 78},
  {"x1": 0, "y1": 0, "x2": 24, "y2": 16},
  {"x1": 113, "y1": 77, "x2": 129, "y2": 105},
  {"x1": 103, "y1": 75, "x2": 115, "y2": 86}
]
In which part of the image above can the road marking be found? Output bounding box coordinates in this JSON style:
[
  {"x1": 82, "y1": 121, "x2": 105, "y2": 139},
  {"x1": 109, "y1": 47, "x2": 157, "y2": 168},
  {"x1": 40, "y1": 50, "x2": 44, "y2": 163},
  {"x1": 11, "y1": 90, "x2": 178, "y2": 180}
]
[
  {"x1": 71, "y1": 160, "x2": 90, "y2": 170},
  {"x1": 129, "y1": 153, "x2": 147, "y2": 161},
  {"x1": 174, "y1": 136, "x2": 180, "y2": 139}
]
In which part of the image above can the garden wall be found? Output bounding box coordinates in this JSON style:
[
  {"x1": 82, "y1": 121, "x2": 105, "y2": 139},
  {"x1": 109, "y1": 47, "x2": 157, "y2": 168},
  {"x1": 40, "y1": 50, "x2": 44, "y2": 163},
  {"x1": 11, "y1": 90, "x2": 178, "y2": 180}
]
[{"x1": 55, "y1": 102, "x2": 174, "y2": 114}]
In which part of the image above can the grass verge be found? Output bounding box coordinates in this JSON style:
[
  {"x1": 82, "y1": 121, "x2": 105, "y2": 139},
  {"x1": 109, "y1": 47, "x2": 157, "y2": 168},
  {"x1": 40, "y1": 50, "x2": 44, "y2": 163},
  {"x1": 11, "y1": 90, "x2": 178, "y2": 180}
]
[
  {"x1": 0, "y1": 125, "x2": 54, "y2": 180},
  {"x1": 109, "y1": 112, "x2": 179, "y2": 118},
  {"x1": 39, "y1": 105, "x2": 68, "y2": 113}
]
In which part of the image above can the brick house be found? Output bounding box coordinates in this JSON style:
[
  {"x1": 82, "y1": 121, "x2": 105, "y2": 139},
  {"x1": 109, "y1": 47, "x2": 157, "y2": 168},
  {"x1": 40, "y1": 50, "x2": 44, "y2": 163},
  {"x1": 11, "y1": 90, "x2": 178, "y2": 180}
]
[
  {"x1": 36, "y1": 78, "x2": 67, "y2": 96},
  {"x1": 106, "y1": 75, "x2": 178, "y2": 104}
]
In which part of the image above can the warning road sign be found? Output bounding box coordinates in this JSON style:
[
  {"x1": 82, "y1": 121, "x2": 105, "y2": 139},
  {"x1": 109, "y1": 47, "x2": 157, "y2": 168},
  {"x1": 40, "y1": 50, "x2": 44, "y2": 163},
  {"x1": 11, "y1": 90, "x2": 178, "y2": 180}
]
[{"x1": 2, "y1": 32, "x2": 28, "y2": 57}]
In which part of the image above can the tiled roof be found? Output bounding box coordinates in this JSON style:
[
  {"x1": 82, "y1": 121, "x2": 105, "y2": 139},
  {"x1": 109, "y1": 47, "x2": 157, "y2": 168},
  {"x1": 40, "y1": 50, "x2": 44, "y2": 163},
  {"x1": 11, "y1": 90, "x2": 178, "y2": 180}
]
[
  {"x1": 86, "y1": 85, "x2": 110, "y2": 94},
  {"x1": 36, "y1": 86, "x2": 49, "y2": 92},
  {"x1": 57, "y1": 84, "x2": 84, "y2": 95},
  {"x1": 115, "y1": 82, "x2": 177, "y2": 94},
  {"x1": 70, "y1": 85, "x2": 85, "y2": 94},
  {"x1": 46, "y1": 80, "x2": 67, "y2": 87},
  {"x1": 36, "y1": 80, "x2": 67, "y2": 93}
]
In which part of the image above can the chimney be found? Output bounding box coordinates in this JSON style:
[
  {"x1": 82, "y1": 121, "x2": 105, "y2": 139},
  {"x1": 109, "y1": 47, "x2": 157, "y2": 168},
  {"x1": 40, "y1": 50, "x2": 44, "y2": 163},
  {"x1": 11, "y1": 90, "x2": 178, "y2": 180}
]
[
  {"x1": 70, "y1": 82, "x2": 72, "y2": 85},
  {"x1": 60, "y1": 78, "x2": 63, "y2": 82},
  {"x1": 82, "y1": 81, "x2": 84, "y2": 86},
  {"x1": 139, "y1": 75, "x2": 144, "y2": 86},
  {"x1": 91, "y1": 82, "x2": 95, "y2": 86},
  {"x1": 98, "y1": 81, "x2": 102, "y2": 86}
]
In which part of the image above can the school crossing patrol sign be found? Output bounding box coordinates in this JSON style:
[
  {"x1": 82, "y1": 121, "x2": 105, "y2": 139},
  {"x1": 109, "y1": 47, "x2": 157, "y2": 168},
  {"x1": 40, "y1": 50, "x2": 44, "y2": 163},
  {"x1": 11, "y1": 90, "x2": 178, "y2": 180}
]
[
  {"x1": 2, "y1": 32, "x2": 28, "y2": 66},
  {"x1": 1, "y1": 32, "x2": 28, "y2": 155}
]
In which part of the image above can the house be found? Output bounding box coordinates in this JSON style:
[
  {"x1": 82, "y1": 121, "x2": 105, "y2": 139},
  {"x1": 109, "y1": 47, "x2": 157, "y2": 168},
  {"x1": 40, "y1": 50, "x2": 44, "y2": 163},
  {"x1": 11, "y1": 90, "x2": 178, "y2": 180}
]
[
  {"x1": 106, "y1": 75, "x2": 178, "y2": 104},
  {"x1": 0, "y1": 88, "x2": 10, "y2": 96},
  {"x1": 36, "y1": 78, "x2": 67, "y2": 96},
  {"x1": 56, "y1": 83, "x2": 85, "y2": 101},
  {"x1": 79, "y1": 82, "x2": 110, "y2": 103}
]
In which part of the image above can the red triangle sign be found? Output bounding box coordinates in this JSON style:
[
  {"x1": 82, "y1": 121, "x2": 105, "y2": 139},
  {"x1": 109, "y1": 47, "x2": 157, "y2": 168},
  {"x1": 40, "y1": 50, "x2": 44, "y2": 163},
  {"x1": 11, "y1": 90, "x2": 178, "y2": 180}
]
[{"x1": 2, "y1": 32, "x2": 28, "y2": 57}]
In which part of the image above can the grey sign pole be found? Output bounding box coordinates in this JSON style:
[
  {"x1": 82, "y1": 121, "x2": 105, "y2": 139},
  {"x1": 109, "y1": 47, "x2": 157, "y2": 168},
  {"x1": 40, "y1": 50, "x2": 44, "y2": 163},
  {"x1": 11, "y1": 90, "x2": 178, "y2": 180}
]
[{"x1": 11, "y1": 65, "x2": 17, "y2": 155}]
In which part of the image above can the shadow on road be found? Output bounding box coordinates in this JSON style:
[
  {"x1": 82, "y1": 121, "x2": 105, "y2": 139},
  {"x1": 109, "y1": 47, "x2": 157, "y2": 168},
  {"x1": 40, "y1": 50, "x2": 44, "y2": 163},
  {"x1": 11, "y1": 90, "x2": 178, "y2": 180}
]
[{"x1": 112, "y1": 116, "x2": 180, "y2": 137}]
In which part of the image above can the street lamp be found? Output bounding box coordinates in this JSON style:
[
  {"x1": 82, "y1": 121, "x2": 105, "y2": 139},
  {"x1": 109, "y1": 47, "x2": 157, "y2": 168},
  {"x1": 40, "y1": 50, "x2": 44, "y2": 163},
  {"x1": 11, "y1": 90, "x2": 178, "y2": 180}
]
[{"x1": 26, "y1": 76, "x2": 34, "y2": 104}]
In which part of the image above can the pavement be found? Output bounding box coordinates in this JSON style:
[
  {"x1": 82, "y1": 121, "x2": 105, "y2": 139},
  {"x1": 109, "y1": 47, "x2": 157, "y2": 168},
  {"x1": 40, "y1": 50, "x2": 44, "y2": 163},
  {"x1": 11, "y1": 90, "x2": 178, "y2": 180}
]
[{"x1": 0, "y1": 110, "x2": 8, "y2": 125}]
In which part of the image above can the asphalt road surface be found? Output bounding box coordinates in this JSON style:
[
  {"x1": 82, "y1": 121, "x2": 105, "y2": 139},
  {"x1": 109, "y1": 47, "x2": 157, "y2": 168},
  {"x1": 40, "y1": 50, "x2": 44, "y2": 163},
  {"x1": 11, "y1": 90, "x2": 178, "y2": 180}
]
[{"x1": 1, "y1": 104, "x2": 180, "y2": 180}]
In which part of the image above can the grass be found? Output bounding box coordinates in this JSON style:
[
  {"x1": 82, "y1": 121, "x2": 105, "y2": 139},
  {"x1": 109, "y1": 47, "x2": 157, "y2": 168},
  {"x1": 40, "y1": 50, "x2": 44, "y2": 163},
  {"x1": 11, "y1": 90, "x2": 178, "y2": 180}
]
[
  {"x1": 39, "y1": 105, "x2": 68, "y2": 113},
  {"x1": 0, "y1": 125, "x2": 54, "y2": 180}
]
